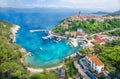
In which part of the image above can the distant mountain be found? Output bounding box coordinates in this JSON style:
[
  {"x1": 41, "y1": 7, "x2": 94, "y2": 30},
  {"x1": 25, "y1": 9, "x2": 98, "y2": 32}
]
[
  {"x1": 92, "y1": 10, "x2": 120, "y2": 16},
  {"x1": 0, "y1": 7, "x2": 78, "y2": 13},
  {"x1": 107, "y1": 10, "x2": 120, "y2": 16},
  {"x1": 0, "y1": 7, "x2": 90, "y2": 13},
  {"x1": 92, "y1": 11, "x2": 109, "y2": 14}
]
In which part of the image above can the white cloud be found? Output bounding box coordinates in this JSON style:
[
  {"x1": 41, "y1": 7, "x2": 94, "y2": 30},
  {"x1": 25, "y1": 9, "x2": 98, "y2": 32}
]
[
  {"x1": 0, "y1": 0, "x2": 120, "y2": 11},
  {"x1": 59, "y1": 0, "x2": 120, "y2": 10}
]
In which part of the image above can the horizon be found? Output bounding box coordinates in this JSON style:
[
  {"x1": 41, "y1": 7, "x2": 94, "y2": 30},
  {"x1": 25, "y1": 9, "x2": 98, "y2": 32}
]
[{"x1": 0, "y1": 7, "x2": 119, "y2": 13}]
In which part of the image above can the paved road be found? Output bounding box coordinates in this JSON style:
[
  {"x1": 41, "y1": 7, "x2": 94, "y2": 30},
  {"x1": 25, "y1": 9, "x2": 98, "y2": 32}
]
[
  {"x1": 92, "y1": 28, "x2": 120, "y2": 36},
  {"x1": 73, "y1": 61, "x2": 90, "y2": 79}
]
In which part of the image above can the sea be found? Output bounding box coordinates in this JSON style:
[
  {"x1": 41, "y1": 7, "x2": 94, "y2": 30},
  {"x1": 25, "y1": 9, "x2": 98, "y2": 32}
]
[{"x1": 0, "y1": 8, "x2": 105, "y2": 68}]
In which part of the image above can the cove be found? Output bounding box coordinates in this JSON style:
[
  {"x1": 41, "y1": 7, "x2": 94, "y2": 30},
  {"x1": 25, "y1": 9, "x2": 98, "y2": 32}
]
[{"x1": 0, "y1": 9, "x2": 81, "y2": 67}]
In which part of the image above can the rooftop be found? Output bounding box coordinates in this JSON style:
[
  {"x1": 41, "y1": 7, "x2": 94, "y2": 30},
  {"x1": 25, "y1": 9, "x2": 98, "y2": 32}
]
[
  {"x1": 95, "y1": 38, "x2": 105, "y2": 44},
  {"x1": 87, "y1": 54, "x2": 104, "y2": 66}
]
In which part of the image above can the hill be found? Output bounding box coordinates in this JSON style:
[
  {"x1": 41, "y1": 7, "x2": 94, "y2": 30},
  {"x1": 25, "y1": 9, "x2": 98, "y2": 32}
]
[
  {"x1": 92, "y1": 11, "x2": 109, "y2": 14},
  {"x1": 0, "y1": 20, "x2": 29, "y2": 79},
  {"x1": 107, "y1": 10, "x2": 120, "y2": 16}
]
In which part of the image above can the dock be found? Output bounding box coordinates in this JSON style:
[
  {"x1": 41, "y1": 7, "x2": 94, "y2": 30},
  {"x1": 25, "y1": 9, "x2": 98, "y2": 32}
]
[
  {"x1": 42, "y1": 34, "x2": 67, "y2": 39},
  {"x1": 30, "y1": 29, "x2": 50, "y2": 33}
]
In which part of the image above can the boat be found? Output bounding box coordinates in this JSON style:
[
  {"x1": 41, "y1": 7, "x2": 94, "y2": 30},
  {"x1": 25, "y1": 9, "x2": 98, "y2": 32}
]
[
  {"x1": 42, "y1": 36, "x2": 48, "y2": 40},
  {"x1": 28, "y1": 52, "x2": 32, "y2": 56},
  {"x1": 40, "y1": 47, "x2": 43, "y2": 50},
  {"x1": 29, "y1": 54, "x2": 32, "y2": 56},
  {"x1": 57, "y1": 38, "x2": 61, "y2": 41},
  {"x1": 55, "y1": 40, "x2": 59, "y2": 43}
]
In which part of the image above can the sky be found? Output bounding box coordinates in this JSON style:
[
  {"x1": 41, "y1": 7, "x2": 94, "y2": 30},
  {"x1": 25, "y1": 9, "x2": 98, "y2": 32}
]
[{"x1": 0, "y1": 0, "x2": 120, "y2": 11}]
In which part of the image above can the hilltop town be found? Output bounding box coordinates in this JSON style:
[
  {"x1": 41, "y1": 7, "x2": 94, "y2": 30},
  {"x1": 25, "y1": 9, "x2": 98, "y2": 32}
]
[
  {"x1": 50, "y1": 14, "x2": 120, "y2": 79},
  {"x1": 0, "y1": 13, "x2": 120, "y2": 79}
]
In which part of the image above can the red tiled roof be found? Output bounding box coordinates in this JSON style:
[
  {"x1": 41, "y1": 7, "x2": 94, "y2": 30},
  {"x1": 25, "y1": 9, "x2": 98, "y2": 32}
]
[
  {"x1": 95, "y1": 38, "x2": 105, "y2": 43},
  {"x1": 88, "y1": 54, "x2": 104, "y2": 66}
]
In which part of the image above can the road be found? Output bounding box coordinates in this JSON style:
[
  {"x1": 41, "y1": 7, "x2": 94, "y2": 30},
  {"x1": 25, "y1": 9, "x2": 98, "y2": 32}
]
[
  {"x1": 92, "y1": 28, "x2": 120, "y2": 36},
  {"x1": 73, "y1": 61, "x2": 90, "y2": 79}
]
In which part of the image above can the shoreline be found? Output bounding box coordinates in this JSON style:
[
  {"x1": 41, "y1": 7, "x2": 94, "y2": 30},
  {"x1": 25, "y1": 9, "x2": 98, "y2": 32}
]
[
  {"x1": 20, "y1": 47, "x2": 65, "y2": 73},
  {"x1": 27, "y1": 62, "x2": 64, "y2": 73},
  {"x1": 21, "y1": 51, "x2": 64, "y2": 73},
  {"x1": 10, "y1": 24, "x2": 79, "y2": 74},
  {"x1": 10, "y1": 24, "x2": 20, "y2": 42},
  {"x1": 20, "y1": 46, "x2": 79, "y2": 74},
  {"x1": 10, "y1": 24, "x2": 81, "y2": 75},
  {"x1": 21, "y1": 51, "x2": 79, "y2": 74}
]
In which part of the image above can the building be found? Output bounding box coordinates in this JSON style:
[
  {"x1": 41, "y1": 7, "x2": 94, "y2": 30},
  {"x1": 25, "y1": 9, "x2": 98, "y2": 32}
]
[
  {"x1": 71, "y1": 31, "x2": 77, "y2": 37},
  {"x1": 65, "y1": 31, "x2": 77, "y2": 37},
  {"x1": 63, "y1": 24, "x2": 69, "y2": 29},
  {"x1": 58, "y1": 68, "x2": 65, "y2": 79},
  {"x1": 77, "y1": 28, "x2": 85, "y2": 37},
  {"x1": 96, "y1": 34, "x2": 108, "y2": 38},
  {"x1": 94, "y1": 38, "x2": 105, "y2": 44},
  {"x1": 85, "y1": 54, "x2": 104, "y2": 74}
]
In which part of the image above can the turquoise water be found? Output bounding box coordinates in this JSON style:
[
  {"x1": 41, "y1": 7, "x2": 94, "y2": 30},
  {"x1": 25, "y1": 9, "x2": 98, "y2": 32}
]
[
  {"x1": 0, "y1": 9, "x2": 81, "y2": 67},
  {"x1": 0, "y1": 9, "x2": 104, "y2": 68}
]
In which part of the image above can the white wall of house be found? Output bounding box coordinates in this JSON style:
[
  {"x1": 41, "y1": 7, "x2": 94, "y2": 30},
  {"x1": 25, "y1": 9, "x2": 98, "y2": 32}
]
[
  {"x1": 96, "y1": 65, "x2": 104, "y2": 74},
  {"x1": 85, "y1": 56, "x2": 104, "y2": 74}
]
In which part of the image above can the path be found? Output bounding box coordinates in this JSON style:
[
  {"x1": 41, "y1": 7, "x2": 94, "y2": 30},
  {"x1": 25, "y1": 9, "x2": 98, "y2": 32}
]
[
  {"x1": 73, "y1": 61, "x2": 90, "y2": 79},
  {"x1": 92, "y1": 28, "x2": 120, "y2": 36}
]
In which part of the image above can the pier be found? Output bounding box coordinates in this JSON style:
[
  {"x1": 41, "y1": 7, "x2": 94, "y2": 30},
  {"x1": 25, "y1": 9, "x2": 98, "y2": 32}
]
[
  {"x1": 42, "y1": 34, "x2": 67, "y2": 39},
  {"x1": 30, "y1": 29, "x2": 50, "y2": 33}
]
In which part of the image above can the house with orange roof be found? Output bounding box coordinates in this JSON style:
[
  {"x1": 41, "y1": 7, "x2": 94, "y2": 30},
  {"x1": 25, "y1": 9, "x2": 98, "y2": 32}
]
[
  {"x1": 85, "y1": 54, "x2": 104, "y2": 74},
  {"x1": 94, "y1": 38, "x2": 105, "y2": 44},
  {"x1": 65, "y1": 31, "x2": 77, "y2": 38},
  {"x1": 63, "y1": 24, "x2": 68, "y2": 29}
]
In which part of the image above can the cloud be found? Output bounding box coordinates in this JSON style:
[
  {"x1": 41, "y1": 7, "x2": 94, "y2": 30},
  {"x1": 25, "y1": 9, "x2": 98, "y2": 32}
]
[
  {"x1": 0, "y1": 0, "x2": 120, "y2": 11},
  {"x1": 59, "y1": 0, "x2": 120, "y2": 10}
]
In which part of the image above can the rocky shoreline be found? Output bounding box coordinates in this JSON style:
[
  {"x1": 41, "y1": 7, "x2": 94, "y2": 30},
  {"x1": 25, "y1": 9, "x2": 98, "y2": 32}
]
[{"x1": 10, "y1": 24, "x2": 20, "y2": 42}]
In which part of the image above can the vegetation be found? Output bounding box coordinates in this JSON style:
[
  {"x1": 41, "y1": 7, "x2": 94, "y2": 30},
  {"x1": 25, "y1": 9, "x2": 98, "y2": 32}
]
[
  {"x1": 30, "y1": 71, "x2": 57, "y2": 79},
  {"x1": 53, "y1": 18, "x2": 120, "y2": 34},
  {"x1": 64, "y1": 57, "x2": 78, "y2": 79},
  {"x1": 98, "y1": 42, "x2": 120, "y2": 71},
  {"x1": 52, "y1": 25, "x2": 65, "y2": 34},
  {"x1": 98, "y1": 40, "x2": 120, "y2": 79},
  {"x1": 80, "y1": 39, "x2": 120, "y2": 78},
  {"x1": 0, "y1": 20, "x2": 59, "y2": 79},
  {"x1": 106, "y1": 29, "x2": 120, "y2": 36},
  {"x1": 79, "y1": 48, "x2": 92, "y2": 54},
  {"x1": 0, "y1": 20, "x2": 29, "y2": 79}
]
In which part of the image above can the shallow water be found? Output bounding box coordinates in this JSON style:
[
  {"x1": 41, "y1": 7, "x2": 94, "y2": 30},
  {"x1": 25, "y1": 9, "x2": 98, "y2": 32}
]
[
  {"x1": 0, "y1": 9, "x2": 104, "y2": 67},
  {"x1": 0, "y1": 10, "x2": 81, "y2": 67}
]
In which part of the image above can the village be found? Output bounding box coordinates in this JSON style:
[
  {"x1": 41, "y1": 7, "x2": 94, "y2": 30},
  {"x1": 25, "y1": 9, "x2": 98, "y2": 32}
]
[
  {"x1": 49, "y1": 14, "x2": 120, "y2": 79},
  {"x1": 28, "y1": 14, "x2": 120, "y2": 79},
  {"x1": 57, "y1": 28, "x2": 120, "y2": 79}
]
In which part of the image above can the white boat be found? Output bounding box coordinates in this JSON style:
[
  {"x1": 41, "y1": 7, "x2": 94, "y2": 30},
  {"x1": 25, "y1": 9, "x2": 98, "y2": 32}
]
[
  {"x1": 40, "y1": 47, "x2": 43, "y2": 50},
  {"x1": 42, "y1": 37, "x2": 48, "y2": 40},
  {"x1": 55, "y1": 40, "x2": 59, "y2": 43},
  {"x1": 29, "y1": 54, "x2": 32, "y2": 56}
]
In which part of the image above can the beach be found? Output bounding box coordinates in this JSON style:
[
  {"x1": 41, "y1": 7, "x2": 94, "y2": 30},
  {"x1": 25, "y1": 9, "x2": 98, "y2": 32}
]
[{"x1": 27, "y1": 63, "x2": 64, "y2": 73}]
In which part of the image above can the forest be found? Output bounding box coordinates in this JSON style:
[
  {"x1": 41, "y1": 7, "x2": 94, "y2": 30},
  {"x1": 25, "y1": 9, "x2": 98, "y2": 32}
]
[
  {"x1": 0, "y1": 20, "x2": 59, "y2": 79},
  {"x1": 0, "y1": 21, "x2": 29, "y2": 79},
  {"x1": 53, "y1": 18, "x2": 120, "y2": 34}
]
